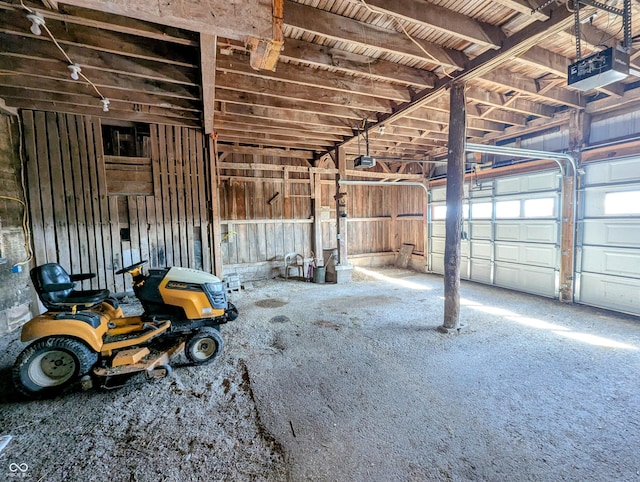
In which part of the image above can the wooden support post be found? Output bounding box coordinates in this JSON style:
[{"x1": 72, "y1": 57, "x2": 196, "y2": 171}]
[
  {"x1": 335, "y1": 146, "x2": 348, "y2": 265},
  {"x1": 208, "y1": 134, "x2": 223, "y2": 277},
  {"x1": 440, "y1": 82, "x2": 466, "y2": 332},
  {"x1": 559, "y1": 109, "x2": 587, "y2": 301},
  {"x1": 312, "y1": 171, "x2": 323, "y2": 264},
  {"x1": 200, "y1": 33, "x2": 216, "y2": 135}
]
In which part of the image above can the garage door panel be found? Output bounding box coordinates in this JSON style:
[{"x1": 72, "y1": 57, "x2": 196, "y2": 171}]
[
  {"x1": 431, "y1": 221, "x2": 446, "y2": 238},
  {"x1": 577, "y1": 159, "x2": 640, "y2": 315},
  {"x1": 495, "y1": 243, "x2": 557, "y2": 268},
  {"x1": 495, "y1": 171, "x2": 558, "y2": 195},
  {"x1": 431, "y1": 254, "x2": 444, "y2": 274},
  {"x1": 495, "y1": 263, "x2": 556, "y2": 297},
  {"x1": 585, "y1": 156, "x2": 640, "y2": 185},
  {"x1": 581, "y1": 246, "x2": 640, "y2": 278},
  {"x1": 432, "y1": 237, "x2": 445, "y2": 254},
  {"x1": 582, "y1": 219, "x2": 640, "y2": 247},
  {"x1": 471, "y1": 240, "x2": 492, "y2": 259},
  {"x1": 495, "y1": 221, "x2": 557, "y2": 243},
  {"x1": 578, "y1": 272, "x2": 640, "y2": 315},
  {"x1": 470, "y1": 259, "x2": 492, "y2": 283},
  {"x1": 471, "y1": 222, "x2": 492, "y2": 240}
]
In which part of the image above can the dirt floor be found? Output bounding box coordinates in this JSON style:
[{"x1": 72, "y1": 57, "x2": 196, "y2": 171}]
[{"x1": 1, "y1": 266, "x2": 640, "y2": 481}]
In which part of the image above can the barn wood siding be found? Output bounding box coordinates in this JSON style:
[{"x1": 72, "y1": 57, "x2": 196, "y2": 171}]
[{"x1": 23, "y1": 111, "x2": 213, "y2": 293}]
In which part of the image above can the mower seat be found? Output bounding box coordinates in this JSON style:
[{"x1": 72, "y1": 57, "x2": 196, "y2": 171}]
[{"x1": 31, "y1": 263, "x2": 111, "y2": 312}]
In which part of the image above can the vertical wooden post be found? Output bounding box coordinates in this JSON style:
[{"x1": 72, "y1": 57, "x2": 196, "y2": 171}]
[
  {"x1": 199, "y1": 33, "x2": 222, "y2": 276},
  {"x1": 335, "y1": 146, "x2": 348, "y2": 265},
  {"x1": 559, "y1": 109, "x2": 587, "y2": 301},
  {"x1": 312, "y1": 170, "x2": 323, "y2": 264},
  {"x1": 440, "y1": 82, "x2": 466, "y2": 332},
  {"x1": 208, "y1": 134, "x2": 223, "y2": 277}
]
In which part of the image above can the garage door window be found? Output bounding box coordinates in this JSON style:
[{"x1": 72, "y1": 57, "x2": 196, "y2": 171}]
[
  {"x1": 524, "y1": 198, "x2": 555, "y2": 218},
  {"x1": 472, "y1": 202, "x2": 492, "y2": 219},
  {"x1": 604, "y1": 191, "x2": 640, "y2": 215},
  {"x1": 433, "y1": 205, "x2": 447, "y2": 220},
  {"x1": 496, "y1": 200, "x2": 520, "y2": 218}
]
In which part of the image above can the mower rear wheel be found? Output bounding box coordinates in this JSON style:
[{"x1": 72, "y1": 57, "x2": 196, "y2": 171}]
[
  {"x1": 185, "y1": 328, "x2": 223, "y2": 365},
  {"x1": 13, "y1": 337, "x2": 98, "y2": 398}
]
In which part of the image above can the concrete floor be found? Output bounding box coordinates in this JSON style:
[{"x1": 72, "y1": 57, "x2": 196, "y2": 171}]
[
  {"x1": 1, "y1": 266, "x2": 639, "y2": 481},
  {"x1": 235, "y1": 267, "x2": 640, "y2": 481}
]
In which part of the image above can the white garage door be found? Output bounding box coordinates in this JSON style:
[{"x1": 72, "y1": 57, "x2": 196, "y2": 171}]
[
  {"x1": 576, "y1": 157, "x2": 640, "y2": 315},
  {"x1": 429, "y1": 170, "x2": 561, "y2": 298}
]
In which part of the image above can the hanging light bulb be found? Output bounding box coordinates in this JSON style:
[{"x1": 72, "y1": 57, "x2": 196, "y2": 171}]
[
  {"x1": 26, "y1": 12, "x2": 45, "y2": 36},
  {"x1": 378, "y1": 124, "x2": 386, "y2": 135},
  {"x1": 101, "y1": 98, "x2": 110, "y2": 112},
  {"x1": 68, "y1": 63, "x2": 81, "y2": 81}
]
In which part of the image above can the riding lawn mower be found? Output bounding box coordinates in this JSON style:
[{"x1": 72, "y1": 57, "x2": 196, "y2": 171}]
[{"x1": 12, "y1": 261, "x2": 238, "y2": 398}]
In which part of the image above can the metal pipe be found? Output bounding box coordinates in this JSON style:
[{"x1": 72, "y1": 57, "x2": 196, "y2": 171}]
[{"x1": 338, "y1": 180, "x2": 428, "y2": 195}]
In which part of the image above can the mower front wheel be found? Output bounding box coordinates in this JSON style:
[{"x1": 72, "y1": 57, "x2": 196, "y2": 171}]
[
  {"x1": 185, "y1": 328, "x2": 223, "y2": 365},
  {"x1": 13, "y1": 337, "x2": 98, "y2": 398}
]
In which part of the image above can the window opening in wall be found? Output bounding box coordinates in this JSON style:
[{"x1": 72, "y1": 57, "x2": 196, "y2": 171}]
[
  {"x1": 524, "y1": 198, "x2": 555, "y2": 218},
  {"x1": 496, "y1": 200, "x2": 520, "y2": 218},
  {"x1": 604, "y1": 191, "x2": 640, "y2": 215},
  {"x1": 102, "y1": 122, "x2": 150, "y2": 157},
  {"x1": 471, "y1": 202, "x2": 492, "y2": 219}
]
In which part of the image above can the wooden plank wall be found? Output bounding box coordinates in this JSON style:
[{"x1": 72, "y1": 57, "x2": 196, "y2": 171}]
[
  {"x1": 219, "y1": 153, "x2": 314, "y2": 268},
  {"x1": 23, "y1": 111, "x2": 212, "y2": 293},
  {"x1": 345, "y1": 184, "x2": 426, "y2": 256}
]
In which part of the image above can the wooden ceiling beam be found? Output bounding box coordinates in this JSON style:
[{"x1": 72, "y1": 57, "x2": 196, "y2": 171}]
[
  {"x1": 0, "y1": 74, "x2": 201, "y2": 111},
  {"x1": 340, "y1": 0, "x2": 503, "y2": 49},
  {"x1": 47, "y1": 0, "x2": 274, "y2": 43},
  {"x1": 0, "y1": 86, "x2": 200, "y2": 121},
  {"x1": 216, "y1": 73, "x2": 394, "y2": 113},
  {"x1": 0, "y1": 56, "x2": 201, "y2": 100},
  {"x1": 216, "y1": 144, "x2": 314, "y2": 159},
  {"x1": 214, "y1": 113, "x2": 352, "y2": 136},
  {"x1": 277, "y1": 38, "x2": 436, "y2": 89},
  {"x1": 465, "y1": 85, "x2": 555, "y2": 118},
  {"x1": 214, "y1": 120, "x2": 344, "y2": 142},
  {"x1": 0, "y1": 2, "x2": 198, "y2": 45},
  {"x1": 0, "y1": 32, "x2": 199, "y2": 86},
  {"x1": 283, "y1": 0, "x2": 466, "y2": 70},
  {"x1": 217, "y1": 52, "x2": 412, "y2": 102},
  {"x1": 478, "y1": 68, "x2": 584, "y2": 108},
  {"x1": 214, "y1": 102, "x2": 352, "y2": 130},
  {"x1": 405, "y1": 107, "x2": 509, "y2": 132},
  {"x1": 3, "y1": 98, "x2": 199, "y2": 126},
  {"x1": 0, "y1": 9, "x2": 199, "y2": 66},
  {"x1": 215, "y1": 134, "x2": 331, "y2": 151},
  {"x1": 216, "y1": 90, "x2": 372, "y2": 120}
]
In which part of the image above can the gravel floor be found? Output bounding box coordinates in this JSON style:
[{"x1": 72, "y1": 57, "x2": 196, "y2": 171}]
[{"x1": 1, "y1": 267, "x2": 639, "y2": 481}]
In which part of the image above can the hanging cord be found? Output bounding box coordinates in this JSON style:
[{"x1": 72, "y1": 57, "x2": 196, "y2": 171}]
[
  {"x1": 359, "y1": 0, "x2": 455, "y2": 79},
  {"x1": 19, "y1": 0, "x2": 108, "y2": 104},
  {"x1": 0, "y1": 115, "x2": 34, "y2": 267}
]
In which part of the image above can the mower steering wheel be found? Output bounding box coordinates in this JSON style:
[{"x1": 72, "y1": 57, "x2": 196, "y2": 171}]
[{"x1": 115, "y1": 260, "x2": 148, "y2": 275}]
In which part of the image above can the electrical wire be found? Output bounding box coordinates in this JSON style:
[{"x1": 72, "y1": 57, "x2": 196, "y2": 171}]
[
  {"x1": 0, "y1": 114, "x2": 34, "y2": 267},
  {"x1": 19, "y1": 0, "x2": 108, "y2": 103},
  {"x1": 359, "y1": 0, "x2": 455, "y2": 79}
]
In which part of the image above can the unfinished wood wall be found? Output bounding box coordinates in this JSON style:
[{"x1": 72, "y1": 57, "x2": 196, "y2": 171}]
[
  {"x1": 345, "y1": 184, "x2": 426, "y2": 256},
  {"x1": 219, "y1": 154, "x2": 315, "y2": 270},
  {"x1": 22, "y1": 111, "x2": 211, "y2": 293}
]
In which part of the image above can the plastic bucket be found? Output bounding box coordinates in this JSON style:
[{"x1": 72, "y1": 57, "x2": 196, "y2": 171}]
[{"x1": 312, "y1": 266, "x2": 326, "y2": 284}]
